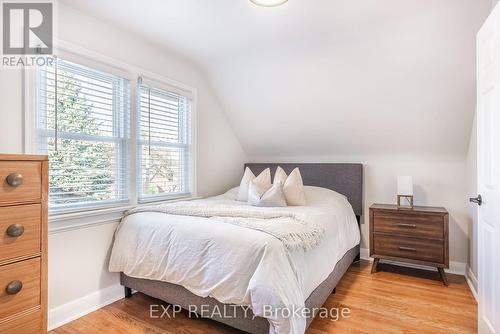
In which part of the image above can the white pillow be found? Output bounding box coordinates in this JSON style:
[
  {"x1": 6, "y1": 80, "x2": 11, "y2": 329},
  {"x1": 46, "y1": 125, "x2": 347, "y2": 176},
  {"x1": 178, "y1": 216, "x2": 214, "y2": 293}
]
[
  {"x1": 248, "y1": 181, "x2": 287, "y2": 207},
  {"x1": 237, "y1": 167, "x2": 271, "y2": 201},
  {"x1": 273, "y1": 167, "x2": 306, "y2": 206},
  {"x1": 274, "y1": 166, "x2": 288, "y2": 185}
]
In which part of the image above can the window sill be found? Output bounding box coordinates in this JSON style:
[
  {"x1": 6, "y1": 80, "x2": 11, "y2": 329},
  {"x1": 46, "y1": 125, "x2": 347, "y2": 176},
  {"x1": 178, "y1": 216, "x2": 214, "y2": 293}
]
[
  {"x1": 138, "y1": 193, "x2": 193, "y2": 204},
  {"x1": 48, "y1": 196, "x2": 202, "y2": 234},
  {"x1": 49, "y1": 204, "x2": 134, "y2": 223}
]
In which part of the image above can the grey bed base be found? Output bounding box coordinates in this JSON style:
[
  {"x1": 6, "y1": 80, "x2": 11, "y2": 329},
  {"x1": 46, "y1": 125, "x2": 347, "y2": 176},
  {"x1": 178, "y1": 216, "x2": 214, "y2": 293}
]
[
  {"x1": 121, "y1": 163, "x2": 363, "y2": 333},
  {"x1": 121, "y1": 244, "x2": 359, "y2": 334}
]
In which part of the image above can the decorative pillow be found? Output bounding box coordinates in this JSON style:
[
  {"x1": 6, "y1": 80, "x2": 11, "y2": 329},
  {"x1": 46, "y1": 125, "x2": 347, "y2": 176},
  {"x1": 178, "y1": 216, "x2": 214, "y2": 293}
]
[
  {"x1": 237, "y1": 167, "x2": 271, "y2": 201},
  {"x1": 274, "y1": 165, "x2": 288, "y2": 185},
  {"x1": 274, "y1": 167, "x2": 306, "y2": 206},
  {"x1": 248, "y1": 181, "x2": 287, "y2": 207}
]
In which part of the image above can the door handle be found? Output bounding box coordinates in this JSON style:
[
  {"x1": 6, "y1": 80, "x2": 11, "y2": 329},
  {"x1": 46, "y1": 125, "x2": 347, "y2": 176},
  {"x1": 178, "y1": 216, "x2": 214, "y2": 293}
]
[{"x1": 469, "y1": 194, "x2": 482, "y2": 206}]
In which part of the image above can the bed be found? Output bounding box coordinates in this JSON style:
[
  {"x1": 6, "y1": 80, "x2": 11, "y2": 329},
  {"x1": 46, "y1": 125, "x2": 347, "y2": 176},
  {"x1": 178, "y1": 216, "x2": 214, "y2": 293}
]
[{"x1": 109, "y1": 163, "x2": 363, "y2": 334}]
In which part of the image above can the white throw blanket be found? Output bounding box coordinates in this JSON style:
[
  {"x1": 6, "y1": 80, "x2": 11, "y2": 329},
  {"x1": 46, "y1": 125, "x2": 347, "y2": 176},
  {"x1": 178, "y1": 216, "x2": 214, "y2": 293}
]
[
  {"x1": 109, "y1": 187, "x2": 361, "y2": 334},
  {"x1": 124, "y1": 202, "x2": 326, "y2": 251}
]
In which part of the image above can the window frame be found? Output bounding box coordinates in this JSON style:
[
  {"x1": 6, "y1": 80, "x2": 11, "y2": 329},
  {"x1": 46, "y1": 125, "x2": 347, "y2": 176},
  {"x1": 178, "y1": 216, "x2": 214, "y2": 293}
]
[
  {"x1": 24, "y1": 41, "x2": 198, "y2": 220},
  {"x1": 136, "y1": 77, "x2": 194, "y2": 203},
  {"x1": 36, "y1": 57, "x2": 131, "y2": 212}
]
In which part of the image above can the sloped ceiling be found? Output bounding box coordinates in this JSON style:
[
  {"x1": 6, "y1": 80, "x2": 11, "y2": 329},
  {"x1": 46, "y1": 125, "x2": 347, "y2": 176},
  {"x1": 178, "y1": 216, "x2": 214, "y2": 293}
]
[{"x1": 61, "y1": 0, "x2": 491, "y2": 157}]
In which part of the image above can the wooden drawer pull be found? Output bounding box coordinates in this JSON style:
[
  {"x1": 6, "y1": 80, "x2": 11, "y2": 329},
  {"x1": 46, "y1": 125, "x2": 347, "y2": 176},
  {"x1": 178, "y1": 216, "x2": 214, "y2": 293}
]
[
  {"x1": 397, "y1": 223, "x2": 417, "y2": 228},
  {"x1": 6, "y1": 223, "x2": 24, "y2": 237},
  {"x1": 6, "y1": 173, "x2": 23, "y2": 187},
  {"x1": 5, "y1": 280, "x2": 23, "y2": 295},
  {"x1": 398, "y1": 246, "x2": 417, "y2": 252}
]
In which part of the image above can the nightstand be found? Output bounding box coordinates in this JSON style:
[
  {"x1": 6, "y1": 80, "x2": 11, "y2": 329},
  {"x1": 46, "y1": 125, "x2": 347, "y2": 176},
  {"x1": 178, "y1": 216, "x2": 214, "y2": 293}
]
[{"x1": 369, "y1": 204, "x2": 449, "y2": 285}]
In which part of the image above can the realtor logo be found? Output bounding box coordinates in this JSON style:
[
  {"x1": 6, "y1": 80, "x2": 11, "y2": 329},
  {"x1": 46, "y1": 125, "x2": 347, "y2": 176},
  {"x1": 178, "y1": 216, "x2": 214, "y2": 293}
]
[{"x1": 2, "y1": 1, "x2": 53, "y2": 55}]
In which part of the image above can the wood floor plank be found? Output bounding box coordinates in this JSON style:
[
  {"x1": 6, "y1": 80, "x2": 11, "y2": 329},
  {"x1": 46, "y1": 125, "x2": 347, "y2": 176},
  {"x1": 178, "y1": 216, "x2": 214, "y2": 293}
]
[{"x1": 50, "y1": 261, "x2": 477, "y2": 334}]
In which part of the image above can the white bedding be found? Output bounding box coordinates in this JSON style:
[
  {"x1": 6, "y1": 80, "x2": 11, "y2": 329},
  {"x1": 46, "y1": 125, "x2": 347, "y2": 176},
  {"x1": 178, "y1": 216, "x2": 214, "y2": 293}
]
[{"x1": 109, "y1": 186, "x2": 360, "y2": 334}]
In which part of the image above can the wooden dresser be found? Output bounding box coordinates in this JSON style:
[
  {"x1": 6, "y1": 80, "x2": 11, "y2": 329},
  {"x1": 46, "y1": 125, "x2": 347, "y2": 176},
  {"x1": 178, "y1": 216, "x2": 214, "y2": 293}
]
[
  {"x1": 369, "y1": 204, "x2": 449, "y2": 285},
  {"x1": 0, "y1": 155, "x2": 48, "y2": 333}
]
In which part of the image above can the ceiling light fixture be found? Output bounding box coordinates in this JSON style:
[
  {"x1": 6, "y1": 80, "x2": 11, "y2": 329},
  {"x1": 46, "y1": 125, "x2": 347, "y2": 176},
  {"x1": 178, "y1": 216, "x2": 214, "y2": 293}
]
[{"x1": 250, "y1": 0, "x2": 288, "y2": 7}]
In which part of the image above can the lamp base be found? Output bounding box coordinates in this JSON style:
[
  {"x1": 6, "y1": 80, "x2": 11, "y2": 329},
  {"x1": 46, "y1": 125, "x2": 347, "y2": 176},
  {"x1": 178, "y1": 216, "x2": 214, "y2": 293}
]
[{"x1": 397, "y1": 195, "x2": 414, "y2": 209}]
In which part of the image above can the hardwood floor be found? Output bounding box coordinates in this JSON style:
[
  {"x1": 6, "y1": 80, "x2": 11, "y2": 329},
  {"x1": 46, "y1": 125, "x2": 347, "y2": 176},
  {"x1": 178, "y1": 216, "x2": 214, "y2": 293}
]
[{"x1": 50, "y1": 260, "x2": 477, "y2": 334}]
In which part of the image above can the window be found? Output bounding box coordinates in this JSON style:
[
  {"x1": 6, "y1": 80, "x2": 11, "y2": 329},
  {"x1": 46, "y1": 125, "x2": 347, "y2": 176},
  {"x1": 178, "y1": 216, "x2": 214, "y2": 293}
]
[
  {"x1": 31, "y1": 50, "x2": 196, "y2": 215},
  {"x1": 36, "y1": 58, "x2": 130, "y2": 211},
  {"x1": 137, "y1": 79, "x2": 193, "y2": 201}
]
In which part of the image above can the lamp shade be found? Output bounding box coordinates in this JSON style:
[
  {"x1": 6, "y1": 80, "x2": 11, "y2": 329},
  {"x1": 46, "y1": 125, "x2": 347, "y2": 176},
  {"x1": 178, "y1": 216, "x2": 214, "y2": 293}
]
[{"x1": 397, "y1": 176, "x2": 413, "y2": 196}]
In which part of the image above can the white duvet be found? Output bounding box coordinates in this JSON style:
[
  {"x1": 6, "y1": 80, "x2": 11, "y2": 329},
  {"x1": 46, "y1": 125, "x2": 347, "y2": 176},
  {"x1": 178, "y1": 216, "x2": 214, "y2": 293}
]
[{"x1": 109, "y1": 186, "x2": 360, "y2": 334}]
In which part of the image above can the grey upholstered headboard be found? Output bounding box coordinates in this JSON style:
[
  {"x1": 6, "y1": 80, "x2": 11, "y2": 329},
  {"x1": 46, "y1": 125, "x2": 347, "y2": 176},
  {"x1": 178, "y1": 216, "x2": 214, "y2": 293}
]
[{"x1": 244, "y1": 163, "x2": 363, "y2": 217}]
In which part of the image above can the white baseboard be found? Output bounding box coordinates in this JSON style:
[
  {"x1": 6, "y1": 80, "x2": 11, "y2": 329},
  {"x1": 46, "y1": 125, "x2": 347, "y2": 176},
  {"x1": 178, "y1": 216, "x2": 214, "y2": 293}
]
[
  {"x1": 465, "y1": 267, "x2": 478, "y2": 302},
  {"x1": 360, "y1": 248, "x2": 370, "y2": 261},
  {"x1": 48, "y1": 284, "x2": 124, "y2": 330},
  {"x1": 360, "y1": 248, "x2": 466, "y2": 276}
]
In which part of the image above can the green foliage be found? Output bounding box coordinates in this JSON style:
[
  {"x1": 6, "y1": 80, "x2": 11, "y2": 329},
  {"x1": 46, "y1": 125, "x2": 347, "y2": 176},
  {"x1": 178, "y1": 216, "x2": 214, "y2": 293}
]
[
  {"x1": 47, "y1": 71, "x2": 114, "y2": 205},
  {"x1": 44, "y1": 65, "x2": 187, "y2": 206}
]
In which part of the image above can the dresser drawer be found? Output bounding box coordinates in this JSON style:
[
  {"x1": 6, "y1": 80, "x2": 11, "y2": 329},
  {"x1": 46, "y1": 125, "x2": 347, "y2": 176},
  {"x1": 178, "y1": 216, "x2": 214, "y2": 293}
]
[
  {"x1": 373, "y1": 234, "x2": 444, "y2": 264},
  {"x1": 0, "y1": 309, "x2": 42, "y2": 334},
  {"x1": 0, "y1": 162, "x2": 41, "y2": 205},
  {"x1": 0, "y1": 257, "x2": 41, "y2": 320},
  {"x1": 373, "y1": 211, "x2": 444, "y2": 239},
  {"x1": 0, "y1": 204, "x2": 41, "y2": 262}
]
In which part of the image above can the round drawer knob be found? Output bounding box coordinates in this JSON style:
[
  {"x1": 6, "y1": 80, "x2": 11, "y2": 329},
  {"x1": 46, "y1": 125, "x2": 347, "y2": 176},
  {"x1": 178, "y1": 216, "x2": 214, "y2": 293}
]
[
  {"x1": 5, "y1": 280, "x2": 23, "y2": 295},
  {"x1": 6, "y1": 173, "x2": 23, "y2": 187},
  {"x1": 6, "y1": 224, "x2": 24, "y2": 237}
]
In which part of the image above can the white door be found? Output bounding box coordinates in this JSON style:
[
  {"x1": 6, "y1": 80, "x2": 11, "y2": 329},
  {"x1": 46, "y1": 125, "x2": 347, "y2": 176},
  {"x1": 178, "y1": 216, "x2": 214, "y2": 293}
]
[{"x1": 477, "y1": 3, "x2": 500, "y2": 333}]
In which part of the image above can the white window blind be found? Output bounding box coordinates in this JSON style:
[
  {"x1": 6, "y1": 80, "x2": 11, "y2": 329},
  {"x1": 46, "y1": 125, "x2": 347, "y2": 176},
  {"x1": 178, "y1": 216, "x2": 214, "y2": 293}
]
[
  {"x1": 36, "y1": 58, "x2": 130, "y2": 211},
  {"x1": 138, "y1": 79, "x2": 192, "y2": 201}
]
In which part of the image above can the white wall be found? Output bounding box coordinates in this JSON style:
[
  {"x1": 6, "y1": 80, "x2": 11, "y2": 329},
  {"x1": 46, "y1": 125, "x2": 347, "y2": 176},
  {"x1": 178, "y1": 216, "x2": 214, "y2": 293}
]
[
  {"x1": 59, "y1": 1, "x2": 491, "y2": 160},
  {"x1": 0, "y1": 3, "x2": 246, "y2": 323},
  {"x1": 0, "y1": 70, "x2": 24, "y2": 153},
  {"x1": 48, "y1": 223, "x2": 120, "y2": 308},
  {"x1": 203, "y1": 0, "x2": 490, "y2": 159},
  {"x1": 250, "y1": 154, "x2": 470, "y2": 268}
]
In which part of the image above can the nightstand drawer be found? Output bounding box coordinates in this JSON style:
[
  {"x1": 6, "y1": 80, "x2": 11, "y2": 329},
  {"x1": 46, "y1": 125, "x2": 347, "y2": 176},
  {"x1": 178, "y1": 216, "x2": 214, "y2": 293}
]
[
  {"x1": 373, "y1": 234, "x2": 444, "y2": 264},
  {"x1": 373, "y1": 212, "x2": 444, "y2": 239}
]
